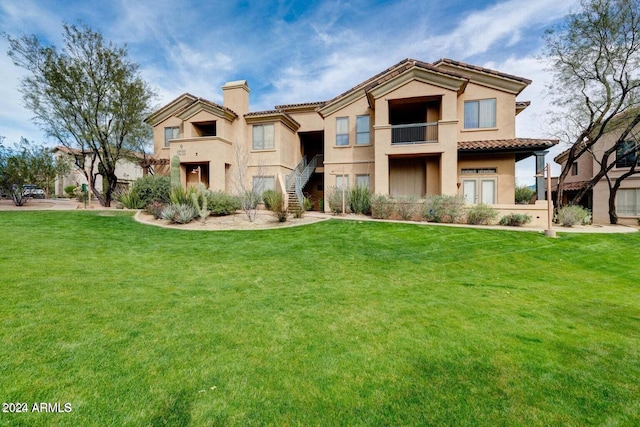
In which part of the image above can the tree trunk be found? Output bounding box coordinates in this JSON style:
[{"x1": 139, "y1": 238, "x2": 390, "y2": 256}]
[{"x1": 608, "y1": 192, "x2": 618, "y2": 224}]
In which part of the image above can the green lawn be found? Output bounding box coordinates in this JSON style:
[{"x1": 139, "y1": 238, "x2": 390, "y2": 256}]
[{"x1": 0, "y1": 211, "x2": 638, "y2": 426}]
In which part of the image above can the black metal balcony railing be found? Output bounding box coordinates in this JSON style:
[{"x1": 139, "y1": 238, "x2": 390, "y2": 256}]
[{"x1": 391, "y1": 122, "x2": 438, "y2": 145}]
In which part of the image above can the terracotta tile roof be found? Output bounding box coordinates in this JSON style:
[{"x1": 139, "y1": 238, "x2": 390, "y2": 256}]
[
  {"x1": 244, "y1": 110, "x2": 300, "y2": 128},
  {"x1": 322, "y1": 58, "x2": 467, "y2": 107},
  {"x1": 274, "y1": 101, "x2": 327, "y2": 110},
  {"x1": 560, "y1": 180, "x2": 591, "y2": 191},
  {"x1": 191, "y1": 97, "x2": 238, "y2": 118},
  {"x1": 458, "y1": 138, "x2": 558, "y2": 151},
  {"x1": 516, "y1": 101, "x2": 531, "y2": 108},
  {"x1": 434, "y1": 58, "x2": 532, "y2": 85}
]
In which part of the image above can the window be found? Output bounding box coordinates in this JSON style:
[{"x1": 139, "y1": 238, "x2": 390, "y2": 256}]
[
  {"x1": 356, "y1": 115, "x2": 370, "y2": 145},
  {"x1": 252, "y1": 176, "x2": 275, "y2": 193},
  {"x1": 616, "y1": 188, "x2": 640, "y2": 216},
  {"x1": 464, "y1": 99, "x2": 496, "y2": 129},
  {"x1": 253, "y1": 124, "x2": 275, "y2": 150},
  {"x1": 336, "y1": 175, "x2": 349, "y2": 190},
  {"x1": 164, "y1": 126, "x2": 179, "y2": 148},
  {"x1": 571, "y1": 163, "x2": 579, "y2": 176},
  {"x1": 336, "y1": 117, "x2": 349, "y2": 146},
  {"x1": 355, "y1": 174, "x2": 370, "y2": 190},
  {"x1": 462, "y1": 178, "x2": 496, "y2": 204},
  {"x1": 616, "y1": 140, "x2": 638, "y2": 168}
]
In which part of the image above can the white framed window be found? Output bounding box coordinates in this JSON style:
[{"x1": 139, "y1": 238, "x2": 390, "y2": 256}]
[
  {"x1": 336, "y1": 175, "x2": 349, "y2": 190},
  {"x1": 164, "y1": 126, "x2": 179, "y2": 148},
  {"x1": 252, "y1": 176, "x2": 275, "y2": 193},
  {"x1": 355, "y1": 174, "x2": 370, "y2": 190},
  {"x1": 356, "y1": 115, "x2": 370, "y2": 145},
  {"x1": 616, "y1": 188, "x2": 640, "y2": 216},
  {"x1": 462, "y1": 178, "x2": 496, "y2": 204},
  {"x1": 336, "y1": 117, "x2": 349, "y2": 146},
  {"x1": 464, "y1": 99, "x2": 496, "y2": 129},
  {"x1": 253, "y1": 124, "x2": 275, "y2": 150}
]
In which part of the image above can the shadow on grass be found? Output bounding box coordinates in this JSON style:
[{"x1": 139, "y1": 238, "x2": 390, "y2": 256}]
[{"x1": 149, "y1": 390, "x2": 192, "y2": 427}]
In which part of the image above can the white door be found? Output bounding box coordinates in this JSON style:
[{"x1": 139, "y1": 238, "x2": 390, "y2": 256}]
[
  {"x1": 481, "y1": 180, "x2": 496, "y2": 204},
  {"x1": 462, "y1": 180, "x2": 477, "y2": 204}
]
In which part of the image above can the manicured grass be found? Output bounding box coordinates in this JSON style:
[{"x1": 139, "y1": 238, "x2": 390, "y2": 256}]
[{"x1": 0, "y1": 211, "x2": 639, "y2": 426}]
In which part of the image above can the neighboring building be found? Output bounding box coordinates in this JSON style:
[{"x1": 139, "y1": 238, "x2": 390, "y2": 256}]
[
  {"x1": 53, "y1": 146, "x2": 147, "y2": 197},
  {"x1": 145, "y1": 58, "x2": 556, "y2": 217},
  {"x1": 554, "y1": 131, "x2": 640, "y2": 225}
]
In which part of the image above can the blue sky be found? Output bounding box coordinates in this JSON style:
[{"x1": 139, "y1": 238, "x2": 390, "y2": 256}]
[{"x1": 0, "y1": 0, "x2": 581, "y2": 183}]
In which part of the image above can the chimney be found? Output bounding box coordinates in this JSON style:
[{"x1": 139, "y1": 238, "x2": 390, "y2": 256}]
[{"x1": 222, "y1": 80, "x2": 250, "y2": 116}]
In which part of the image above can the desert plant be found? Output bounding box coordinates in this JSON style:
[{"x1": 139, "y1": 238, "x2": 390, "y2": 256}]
[
  {"x1": 170, "y1": 186, "x2": 197, "y2": 206},
  {"x1": 395, "y1": 196, "x2": 418, "y2": 220},
  {"x1": 131, "y1": 175, "x2": 171, "y2": 207},
  {"x1": 160, "y1": 203, "x2": 197, "y2": 224},
  {"x1": 191, "y1": 189, "x2": 210, "y2": 222},
  {"x1": 146, "y1": 201, "x2": 166, "y2": 219},
  {"x1": 350, "y1": 186, "x2": 371, "y2": 215},
  {"x1": 207, "y1": 191, "x2": 241, "y2": 216},
  {"x1": 515, "y1": 184, "x2": 536, "y2": 204},
  {"x1": 263, "y1": 190, "x2": 288, "y2": 222},
  {"x1": 557, "y1": 205, "x2": 591, "y2": 227},
  {"x1": 262, "y1": 189, "x2": 277, "y2": 210},
  {"x1": 499, "y1": 213, "x2": 532, "y2": 226},
  {"x1": 170, "y1": 155, "x2": 180, "y2": 187},
  {"x1": 422, "y1": 195, "x2": 465, "y2": 223},
  {"x1": 370, "y1": 194, "x2": 395, "y2": 219},
  {"x1": 303, "y1": 197, "x2": 314, "y2": 212},
  {"x1": 466, "y1": 204, "x2": 498, "y2": 225},
  {"x1": 115, "y1": 188, "x2": 145, "y2": 209},
  {"x1": 327, "y1": 186, "x2": 351, "y2": 214}
]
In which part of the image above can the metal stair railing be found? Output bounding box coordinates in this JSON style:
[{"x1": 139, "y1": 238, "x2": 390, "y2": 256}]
[
  {"x1": 292, "y1": 155, "x2": 318, "y2": 206},
  {"x1": 286, "y1": 156, "x2": 307, "y2": 191}
]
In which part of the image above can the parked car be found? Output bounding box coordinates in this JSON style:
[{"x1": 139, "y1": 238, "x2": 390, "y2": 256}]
[{"x1": 23, "y1": 185, "x2": 45, "y2": 199}]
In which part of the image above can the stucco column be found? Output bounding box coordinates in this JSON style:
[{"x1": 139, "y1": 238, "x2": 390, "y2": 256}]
[
  {"x1": 440, "y1": 150, "x2": 458, "y2": 196},
  {"x1": 534, "y1": 150, "x2": 548, "y2": 200}
]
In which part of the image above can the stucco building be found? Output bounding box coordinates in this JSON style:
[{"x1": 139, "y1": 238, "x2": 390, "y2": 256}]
[{"x1": 145, "y1": 58, "x2": 556, "y2": 218}]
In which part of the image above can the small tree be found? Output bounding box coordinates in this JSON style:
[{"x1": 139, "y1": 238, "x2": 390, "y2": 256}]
[
  {"x1": 6, "y1": 23, "x2": 155, "y2": 207},
  {"x1": 232, "y1": 141, "x2": 264, "y2": 222},
  {"x1": 544, "y1": 0, "x2": 640, "y2": 223}
]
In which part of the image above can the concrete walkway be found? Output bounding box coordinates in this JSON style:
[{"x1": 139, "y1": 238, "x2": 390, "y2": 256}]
[{"x1": 1, "y1": 198, "x2": 637, "y2": 234}]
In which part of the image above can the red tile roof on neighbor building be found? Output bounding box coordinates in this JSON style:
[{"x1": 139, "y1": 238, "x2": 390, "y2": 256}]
[{"x1": 458, "y1": 138, "x2": 558, "y2": 151}]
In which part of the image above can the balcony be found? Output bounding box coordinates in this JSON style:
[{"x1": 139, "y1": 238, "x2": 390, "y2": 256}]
[{"x1": 391, "y1": 122, "x2": 438, "y2": 145}]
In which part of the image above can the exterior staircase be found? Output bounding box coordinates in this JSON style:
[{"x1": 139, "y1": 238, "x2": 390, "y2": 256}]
[{"x1": 285, "y1": 155, "x2": 319, "y2": 213}]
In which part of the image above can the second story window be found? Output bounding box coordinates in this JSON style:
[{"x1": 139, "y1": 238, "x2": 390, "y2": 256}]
[
  {"x1": 336, "y1": 117, "x2": 349, "y2": 146},
  {"x1": 253, "y1": 124, "x2": 275, "y2": 150},
  {"x1": 356, "y1": 115, "x2": 370, "y2": 145},
  {"x1": 464, "y1": 98, "x2": 496, "y2": 129},
  {"x1": 616, "y1": 140, "x2": 638, "y2": 168},
  {"x1": 571, "y1": 163, "x2": 579, "y2": 176},
  {"x1": 164, "y1": 126, "x2": 179, "y2": 148}
]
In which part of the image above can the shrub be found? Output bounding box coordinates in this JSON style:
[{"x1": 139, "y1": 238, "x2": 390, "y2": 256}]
[
  {"x1": 115, "y1": 188, "x2": 145, "y2": 209},
  {"x1": 160, "y1": 203, "x2": 197, "y2": 224},
  {"x1": 262, "y1": 190, "x2": 277, "y2": 210},
  {"x1": 170, "y1": 186, "x2": 197, "y2": 206},
  {"x1": 557, "y1": 205, "x2": 591, "y2": 227},
  {"x1": 64, "y1": 185, "x2": 77, "y2": 198},
  {"x1": 303, "y1": 197, "x2": 314, "y2": 212},
  {"x1": 263, "y1": 190, "x2": 288, "y2": 222},
  {"x1": 131, "y1": 175, "x2": 171, "y2": 207},
  {"x1": 146, "y1": 201, "x2": 166, "y2": 219},
  {"x1": 395, "y1": 196, "x2": 418, "y2": 220},
  {"x1": 499, "y1": 213, "x2": 532, "y2": 226},
  {"x1": 422, "y1": 195, "x2": 465, "y2": 223},
  {"x1": 207, "y1": 191, "x2": 241, "y2": 216},
  {"x1": 370, "y1": 194, "x2": 395, "y2": 219},
  {"x1": 327, "y1": 186, "x2": 350, "y2": 214},
  {"x1": 350, "y1": 186, "x2": 371, "y2": 215},
  {"x1": 515, "y1": 184, "x2": 535, "y2": 204},
  {"x1": 466, "y1": 204, "x2": 498, "y2": 225}
]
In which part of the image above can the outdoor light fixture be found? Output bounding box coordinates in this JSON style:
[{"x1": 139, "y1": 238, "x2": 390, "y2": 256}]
[
  {"x1": 190, "y1": 166, "x2": 201, "y2": 184},
  {"x1": 535, "y1": 163, "x2": 556, "y2": 238}
]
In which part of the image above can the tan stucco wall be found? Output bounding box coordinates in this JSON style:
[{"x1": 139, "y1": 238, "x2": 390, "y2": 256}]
[
  {"x1": 458, "y1": 153, "x2": 515, "y2": 204},
  {"x1": 457, "y1": 83, "x2": 517, "y2": 142}
]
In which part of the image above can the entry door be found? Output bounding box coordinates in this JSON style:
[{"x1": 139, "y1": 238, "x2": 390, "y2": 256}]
[{"x1": 462, "y1": 180, "x2": 477, "y2": 204}]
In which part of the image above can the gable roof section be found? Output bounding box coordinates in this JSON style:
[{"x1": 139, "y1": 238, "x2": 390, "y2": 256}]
[
  {"x1": 176, "y1": 97, "x2": 238, "y2": 122},
  {"x1": 144, "y1": 93, "x2": 237, "y2": 126},
  {"x1": 433, "y1": 58, "x2": 531, "y2": 95},
  {"x1": 318, "y1": 58, "x2": 468, "y2": 117},
  {"x1": 245, "y1": 110, "x2": 300, "y2": 132}
]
